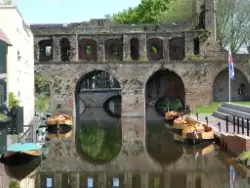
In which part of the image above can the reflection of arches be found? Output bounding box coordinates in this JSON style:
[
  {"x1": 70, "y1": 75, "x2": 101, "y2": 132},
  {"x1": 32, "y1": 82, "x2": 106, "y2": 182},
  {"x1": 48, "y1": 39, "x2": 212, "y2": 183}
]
[
  {"x1": 213, "y1": 69, "x2": 250, "y2": 101},
  {"x1": 103, "y1": 94, "x2": 121, "y2": 118},
  {"x1": 78, "y1": 38, "x2": 97, "y2": 61},
  {"x1": 38, "y1": 39, "x2": 53, "y2": 61},
  {"x1": 169, "y1": 37, "x2": 185, "y2": 60},
  {"x1": 147, "y1": 38, "x2": 163, "y2": 61},
  {"x1": 104, "y1": 39, "x2": 123, "y2": 60},
  {"x1": 60, "y1": 38, "x2": 70, "y2": 61},
  {"x1": 74, "y1": 70, "x2": 121, "y2": 122},
  {"x1": 145, "y1": 69, "x2": 185, "y2": 106},
  {"x1": 130, "y1": 38, "x2": 139, "y2": 60}
]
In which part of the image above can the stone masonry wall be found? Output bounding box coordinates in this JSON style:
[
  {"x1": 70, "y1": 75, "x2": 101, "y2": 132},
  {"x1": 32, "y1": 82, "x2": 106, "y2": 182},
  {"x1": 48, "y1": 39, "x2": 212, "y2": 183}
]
[{"x1": 35, "y1": 60, "x2": 250, "y2": 116}]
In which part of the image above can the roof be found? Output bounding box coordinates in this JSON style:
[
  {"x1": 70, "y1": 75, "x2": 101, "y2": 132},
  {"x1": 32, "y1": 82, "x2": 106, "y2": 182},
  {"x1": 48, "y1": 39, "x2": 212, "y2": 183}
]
[{"x1": 0, "y1": 29, "x2": 11, "y2": 45}]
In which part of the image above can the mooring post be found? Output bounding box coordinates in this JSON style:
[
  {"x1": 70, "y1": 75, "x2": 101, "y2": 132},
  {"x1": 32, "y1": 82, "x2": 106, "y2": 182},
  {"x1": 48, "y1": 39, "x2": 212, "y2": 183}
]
[
  {"x1": 233, "y1": 116, "x2": 236, "y2": 132},
  {"x1": 247, "y1": 118, "x2": 250, "y2": 136},
  {"x1": 196, "y1": 113, "x2": 198, "y2": 120},
  {"x1": 217, "y1": 122, "x2": 221, "y2": 132},
  {"x1": 237, "y1": 117, "x2": 240, "y2": 134},
  {"x1": 205, "y1": 116, "x2": 208, "y2": 125},
  {"x1": 241, "y1": 118, "x2": 244, "y2": 135},
  {"x1": 225, "y1": 116, "x2": 228, "y2": 133}
]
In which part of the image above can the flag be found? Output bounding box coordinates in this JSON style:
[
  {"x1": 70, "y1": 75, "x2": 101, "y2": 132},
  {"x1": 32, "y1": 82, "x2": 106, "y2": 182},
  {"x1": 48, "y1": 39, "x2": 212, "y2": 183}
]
[
  {"x1": 230, "y1": 165, "x2": 235, "y2": 188},
  {"x1": 228, "y1": 49, "x2": 235, "y2": 80}
]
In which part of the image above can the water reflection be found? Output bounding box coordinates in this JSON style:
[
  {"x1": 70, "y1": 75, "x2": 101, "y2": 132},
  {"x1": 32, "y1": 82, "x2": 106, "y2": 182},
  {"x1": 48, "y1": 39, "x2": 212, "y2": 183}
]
[{"x1": 76, "y1": 107, "x2": 122, "y2": 163}]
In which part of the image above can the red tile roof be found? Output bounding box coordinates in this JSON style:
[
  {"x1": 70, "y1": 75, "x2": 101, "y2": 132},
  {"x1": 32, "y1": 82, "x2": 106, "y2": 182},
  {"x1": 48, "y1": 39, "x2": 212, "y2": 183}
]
[{"x1": 0, "y1": 29, "x2": 11, "y2": 45}]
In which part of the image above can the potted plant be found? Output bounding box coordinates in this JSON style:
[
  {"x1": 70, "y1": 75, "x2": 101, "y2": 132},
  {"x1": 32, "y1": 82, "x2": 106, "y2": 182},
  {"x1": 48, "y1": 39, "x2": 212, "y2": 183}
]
[{"x1": 8, "y1": 92, "x2": 20, "y2": 116}]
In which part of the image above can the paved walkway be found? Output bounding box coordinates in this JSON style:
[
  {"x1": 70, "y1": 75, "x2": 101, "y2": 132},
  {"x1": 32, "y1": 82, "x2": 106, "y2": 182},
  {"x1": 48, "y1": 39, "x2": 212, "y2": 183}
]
[{"x1": 190, "y1": 113, "x2": 250, "y2": 137}]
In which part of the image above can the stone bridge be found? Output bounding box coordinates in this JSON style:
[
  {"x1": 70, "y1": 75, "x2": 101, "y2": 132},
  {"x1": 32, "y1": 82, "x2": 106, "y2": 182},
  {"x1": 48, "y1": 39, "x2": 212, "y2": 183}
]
[{"x1": 35, "y1": 60, "x2": 250, "y2": 117}]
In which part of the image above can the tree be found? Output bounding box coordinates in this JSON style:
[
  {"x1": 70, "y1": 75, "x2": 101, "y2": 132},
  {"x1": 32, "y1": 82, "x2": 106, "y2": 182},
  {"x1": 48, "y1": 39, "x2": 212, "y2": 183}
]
[
  {"x1": 217, "y1": 0, "x2": 250, "y2": 53},
  {"x1": 34, "y1": 72, "x2": 50, "y2": 94},
  {"x1": 112, "y1": 0, "x2": 175, "y2": 24}
]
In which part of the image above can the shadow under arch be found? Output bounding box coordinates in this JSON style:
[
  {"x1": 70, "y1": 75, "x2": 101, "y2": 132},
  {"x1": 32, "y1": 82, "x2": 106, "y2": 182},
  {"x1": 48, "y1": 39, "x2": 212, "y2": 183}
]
[
  {"x1": 74, "y1": 70, "x2": 122, "y2": 164},
  {"x1": 213, "y1": 68, "x2": 250, "y2": 102},
  {"x1": 145, "y1": 69, "x2": 186, "y2": 117}
]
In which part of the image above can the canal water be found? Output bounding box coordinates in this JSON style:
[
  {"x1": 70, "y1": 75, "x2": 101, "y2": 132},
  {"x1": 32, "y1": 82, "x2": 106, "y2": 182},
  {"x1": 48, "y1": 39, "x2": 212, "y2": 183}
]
[{"x1": 1, "y1": 108, "x2": 250, "y2": 187}]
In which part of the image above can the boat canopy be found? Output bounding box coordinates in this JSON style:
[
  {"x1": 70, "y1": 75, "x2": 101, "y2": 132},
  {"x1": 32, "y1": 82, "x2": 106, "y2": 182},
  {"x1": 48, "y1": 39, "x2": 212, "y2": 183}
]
[{"x1": 7, "y1": 143, "x2": 41, "y2": 152}]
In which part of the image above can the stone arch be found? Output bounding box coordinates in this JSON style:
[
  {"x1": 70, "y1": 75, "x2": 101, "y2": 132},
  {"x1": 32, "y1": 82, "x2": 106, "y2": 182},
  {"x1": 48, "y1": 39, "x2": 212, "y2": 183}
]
[
  {"x1": 130, "y1": 38, "x2": 139, "y2": 60},
  {"x1": 78, "y1": 38, "x2": 97, "y2": 61},
  {"x1": 147, "y1": 38, "x2": 163, "y2": 61},
  {"x1": 213, "y1": 68, "x2": 250, "y2": 101},
  {"x1": 38, "y1": 39, "x2": 53, "y2": 61},
  {"x1": 74, "y1": 70, "x2": 122, "y2": 164},
  {"x1": 169, "y1": 37, "x2": 185, "y2": 60},
  {"x1": 104, "y1": 39, "x2": 123, "y2": 61},
  {"x1": 60, "y1": 38, "x2": 71, "y2": 62},
  {"x1": 145, "y1": 69, "x2": 185, "y2": 116}
]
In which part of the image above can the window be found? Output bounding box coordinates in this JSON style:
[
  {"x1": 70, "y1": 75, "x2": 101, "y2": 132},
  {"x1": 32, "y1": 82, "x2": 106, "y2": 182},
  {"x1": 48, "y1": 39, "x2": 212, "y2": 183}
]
[
  {"x1": 110, "y1": 44, "x2": 118, "y2": 54},
  {"x1": 45, "y1": 46, "x2": 52, "y2": 56},
  {"x1": 46, "y1": 177, "x2": 53, "y2": 188},
  {"x1": 98, "y1": 20, "x2": 103, "y2": 26},
  {"x1": 87, "y1": 177, "x2": 93, "y2": 188},
  {"x1": 113, "y1": 177, "x2": 119, "y2": 188},
  {"x1": 85, "y1": 45, "x2": 93, "y2": 55}
]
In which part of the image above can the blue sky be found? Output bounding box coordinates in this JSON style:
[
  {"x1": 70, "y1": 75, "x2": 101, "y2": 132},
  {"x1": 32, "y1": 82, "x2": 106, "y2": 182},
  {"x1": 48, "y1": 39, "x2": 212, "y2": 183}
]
[{"x1": 15, "y1": 0, "x2": 140, "y2": 24}]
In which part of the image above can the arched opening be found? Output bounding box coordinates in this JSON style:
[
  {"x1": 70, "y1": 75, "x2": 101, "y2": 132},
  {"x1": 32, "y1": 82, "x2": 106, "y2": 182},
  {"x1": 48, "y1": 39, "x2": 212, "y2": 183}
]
[
  {"x1": 38, "y1": 39, "x2": 53, "y2": 61},
  {"x1": 104, "y1": 39, "x2": 123, "y2": 61},
  {"x1": 169, "y1": 37, "x2": 185, "y2": 60},
  {"x1": 197, "y1": 5, "x2": 205, "y2": 29},
  {"x1": 213, "y1": 69, "x2": 250, "y2": 101},
  {"x1": 130, "y1": 38, "x2": 139, "y2": 60},
  {"x1": 145, "y1": 69, "x2": 185, "y2": 117},
  {"x1": 78, "y1": 39, "x2": 97, "y2": 61},
  {"x1": 147, "y1": 38, "x2": 163, "y2": 61},
  {"x1": 74, "y1": 70, "x2": 122, "y2": 163},
  {"x1": 60, "y1": 38, "x2": 71, "y2": 61}
]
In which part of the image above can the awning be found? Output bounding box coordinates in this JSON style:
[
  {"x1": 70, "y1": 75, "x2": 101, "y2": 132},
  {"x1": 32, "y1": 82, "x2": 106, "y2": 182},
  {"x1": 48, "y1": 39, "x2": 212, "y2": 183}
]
[{"x1": 0, "y1": 29, "x2": 11, "y2": 46}]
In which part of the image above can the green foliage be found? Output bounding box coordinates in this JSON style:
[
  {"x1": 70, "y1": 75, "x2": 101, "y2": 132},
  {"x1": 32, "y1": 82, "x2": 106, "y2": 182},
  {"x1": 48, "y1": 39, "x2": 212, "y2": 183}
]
[
  {"x1": 78, "y1": 124, "x2": 121, "y2": 161},
  {"x1": 0, "y1": 113, "x2": 8, "y2": 120},
  {"x1": 197, "y1": 29, "x2": 212, "y2": 43},
  {"x1": 35, "y1": 94, "x2": 50, "y2": 113},
  {"x1": 239, "y1": 151, "x2": 250, "y2": 161},
  {"x1": 35, "y1": 72, "x2": 50, "y2": 94},
  {"x1": 184, "y1": 55, "x2": 203, "y2": 61},
  {"x1": 9, "y1": 179, "x2": 20, "y2": 188},
  {"x1": 8, "y1": 92, "x2": 20, "y2": 109},
  {"x1": 112, "y1": 0, "x2": 175, "y2": 24},
  {"x1": 156, "y1": 98, "x2": 184, "y2": 111}
]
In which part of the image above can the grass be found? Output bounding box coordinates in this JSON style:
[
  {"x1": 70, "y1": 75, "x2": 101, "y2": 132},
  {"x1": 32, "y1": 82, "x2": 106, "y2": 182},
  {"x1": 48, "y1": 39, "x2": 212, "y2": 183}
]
[
  {"x1": 194, "y1": 101, "x2": 250, "y2": 114},
  {"x1": 238, "y1": 151, "x2": 250, "y2": 161}
]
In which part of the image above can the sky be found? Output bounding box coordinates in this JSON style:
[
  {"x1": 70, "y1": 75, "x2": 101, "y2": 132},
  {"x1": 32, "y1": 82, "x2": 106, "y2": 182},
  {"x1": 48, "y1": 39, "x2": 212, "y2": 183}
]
[{"x1": 15, "y1": 0, "x2": 141, "y2": 24}]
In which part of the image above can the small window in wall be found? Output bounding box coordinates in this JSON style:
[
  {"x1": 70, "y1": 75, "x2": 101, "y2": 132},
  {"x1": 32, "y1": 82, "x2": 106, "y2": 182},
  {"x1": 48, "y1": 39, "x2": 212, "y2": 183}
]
[
  {"x1": 45, "y1": 46, "x2": 52, "y2": 56},
  {"x1": 85, "y1": 45, "x2": 93, "y2": 55},
  {"x1": 87, "y1": 177, "x2": 93, "y2": 188},
  {"x1": 113, "y1": 177, "x2": 119, "y2": 188},
  {"x1": 146, "y1": 38, "x2": 163, "y2": 61},
  {"x1": 151, "y1": 44, "x2": 160, "y2": 53},
  {"x1": 98, "y1": 20, "x2": 104, "y2": 26},
  {"x1": 111, "y1": 44, "x2": 119, "y2": 55},
  {"x1": 194, "y1": 38, "x2": 200, "y2": 55},
  {"x1": 46, "y1": 177, "x2": 53, "y2": 188}
]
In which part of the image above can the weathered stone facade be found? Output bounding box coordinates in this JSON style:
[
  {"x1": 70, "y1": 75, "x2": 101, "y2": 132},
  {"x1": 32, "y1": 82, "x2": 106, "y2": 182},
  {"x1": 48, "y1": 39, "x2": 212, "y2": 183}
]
[{"x1": 31, "y1": 0, "x2": 250, "y2": 116}]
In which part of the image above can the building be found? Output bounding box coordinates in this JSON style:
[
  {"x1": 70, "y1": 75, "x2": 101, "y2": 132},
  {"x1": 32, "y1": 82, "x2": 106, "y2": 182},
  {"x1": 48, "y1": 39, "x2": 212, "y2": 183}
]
[
  {"x1": 32, "y1": 0, "x2": 250, "y2": 120},
  {"x1": 0, "y1": 0, "x2": 35, "y2": 125}
]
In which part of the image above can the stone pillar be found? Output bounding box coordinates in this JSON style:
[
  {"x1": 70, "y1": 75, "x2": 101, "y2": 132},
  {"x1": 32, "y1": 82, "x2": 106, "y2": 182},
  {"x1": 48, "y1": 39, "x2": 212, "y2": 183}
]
[
  {"x1": 69, "y1": 173, "x2": 80, "y2": 188},
  {"x1": 164, "y1": 172, "x2": 170, "y2": 188},
  {"x1": 138, "y1": 34, "x2": 147, "y2": 61},
  {"x1": 163, "y1": 37, "x2": 169, "y2": 61},
  {"x1": 52, "y1": 36, "x2": 60, "y2": 61},
  {"x1": 123, "y1": 35, "x2": 131, "y2": 61},
  {"x1": 186, "y1": 174, "x2": 196, "y2": 188},
  {"x1": 141, "y1": 173, "x2": 148, "y2": 188},
  {"x1": 97, "y1": 40, "x2": 105, "y2": 61},
  {"x1": 185, "y1": 32, "x2": 194, "y2": 57},
  {"x1": 121, "y1": 80, "x2": 145, "y2": 117},
  {"x1": 205, "y1": 0, "x2": 217, "y2": 40},
  {"x1": 124, "y1": 173, "x2": 132, "y2": 188},
  {"x1": 69, "y1": 35, "x2": 79, "y2": 62},
  {"x1": 54, "y1": 174, "x2": 62, "y2": 188}
]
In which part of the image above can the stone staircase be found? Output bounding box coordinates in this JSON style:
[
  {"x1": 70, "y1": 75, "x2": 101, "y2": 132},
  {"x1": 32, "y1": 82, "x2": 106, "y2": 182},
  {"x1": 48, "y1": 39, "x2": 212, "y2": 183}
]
[{"x1": 212, "y1": 103, "x2": 250, "y2": 127}]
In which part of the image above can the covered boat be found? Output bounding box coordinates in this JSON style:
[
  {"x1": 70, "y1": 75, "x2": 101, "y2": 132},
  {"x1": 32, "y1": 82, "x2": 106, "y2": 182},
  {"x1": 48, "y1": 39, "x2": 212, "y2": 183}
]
[
  {"x1": 164, "y1": 111, "x2": 181, "y2": 125},
  {"x1": 182, "y1": 123, "x2": 215, "y2": 145},
  {"x1": 47, "y1": 114, "x2": 72, "y2": 126},
  {"x1": 0, "y1": 143, "x2": 42, "y2": 165},
  {"x1": 172, "y1": 116, "x2": 197, "y2": 135}
]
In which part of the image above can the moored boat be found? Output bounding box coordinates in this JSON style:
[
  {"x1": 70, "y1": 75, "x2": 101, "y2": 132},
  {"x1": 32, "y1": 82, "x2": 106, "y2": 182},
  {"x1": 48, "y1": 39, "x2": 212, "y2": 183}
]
[
  {"x1": 47, "y1": 114, "x2": 72, "y2": 126},
  {"x1": 172, "y1": 116, "x2": 197, "y2": 135},
  {"x1": 46, "y1": 124, "x2": 73, "y2": 139},
  {"x1": 164, "y1": 111, "x2": 181, "y2": 125},
  {"x1": 182, "y1": 123, "x2": 215, "y2": 145}
]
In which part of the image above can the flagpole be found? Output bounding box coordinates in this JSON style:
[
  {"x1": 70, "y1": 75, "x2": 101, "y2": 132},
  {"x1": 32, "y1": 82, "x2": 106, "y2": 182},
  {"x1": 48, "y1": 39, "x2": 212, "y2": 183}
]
[{"x1": 229, "y1": 62, "x2": 231, "y2": 103}]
